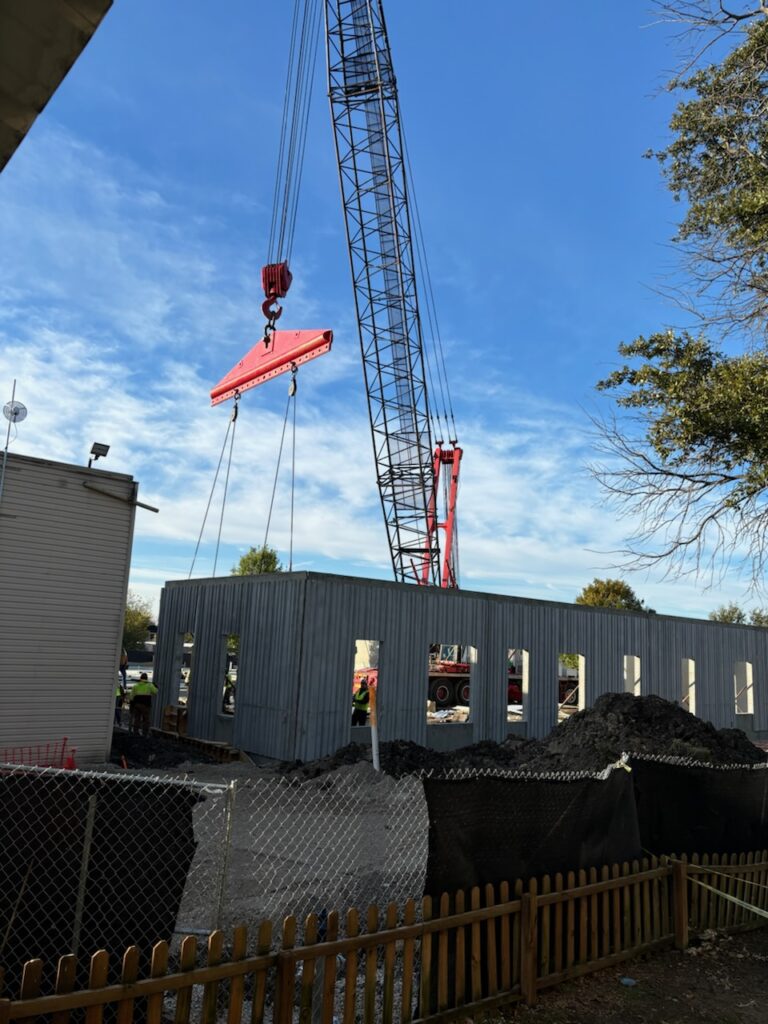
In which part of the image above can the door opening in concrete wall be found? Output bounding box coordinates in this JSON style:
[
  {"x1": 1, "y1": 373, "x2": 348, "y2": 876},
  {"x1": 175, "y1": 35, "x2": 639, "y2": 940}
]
[
  {"x1": 221, "y1": 634, "x2": 238, "y2": 715},
  {"x1": 428, "y1": 643, "x2": 475, "y2": 725},
  {"x1": 352, "y1": 639, "x2": 380, "y2": 728},
  {"x1": 507, "y1": 648, "x2": 528, "y2": 722},
  {"x1": 623, "y1": 655, "x2": 641, "y2": 696},
  {"x1": 734, "y1": 661, "x2": 754, "y2": 715},
  {"x1": 558, "y1": 654, "x2": 584, "y2": 721},
  {"x1": 681, "y1": 658, "x2": 696, "y2": 715}
]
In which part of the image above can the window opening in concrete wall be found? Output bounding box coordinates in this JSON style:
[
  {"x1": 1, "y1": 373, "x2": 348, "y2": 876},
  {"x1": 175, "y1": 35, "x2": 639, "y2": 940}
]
[
  {"x1": 681, "y1": 658, "x2": 696, "y2": 715},
  {"x1": 623, "y1": 655, "x2": 641, "y2": 696},
  {"x1": 427, "y1": 642, "x2": 475, "y2": 725},
  {"x1": 180, "y1": 631, "x2": 195, "y2": 710},
  {"x1": 734, "y1": 660, "x2": 754, "y2": 715},
  {"x1": 558, "y1": 654, "x2": 584, "y2": 721},
  {"x1": 507, "y1": 648, "x2": 529, "y2": 722},
  {"x1": 352, "y1": 639, "x2": 380, "y2": 729},
  {"x1": 220, "y1": 634, "x2": 239, "y2": 715}
]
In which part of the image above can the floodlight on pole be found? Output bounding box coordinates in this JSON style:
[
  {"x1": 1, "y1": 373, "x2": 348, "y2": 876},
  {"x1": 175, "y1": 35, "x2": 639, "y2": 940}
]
[{"x1": 88, "y1": 442, "x2": 110, "y2": 468}]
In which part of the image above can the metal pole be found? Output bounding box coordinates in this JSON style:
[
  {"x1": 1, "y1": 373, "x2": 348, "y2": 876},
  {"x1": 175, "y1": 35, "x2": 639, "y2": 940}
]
[
  {"x1": 370, "y1": 686, "x2": 380, "y2": 772},
  {"x1": 214, "y1": 781, "x2": 237, "y2": 929},
  {"x1": 71, "y1": 793, "x2": 98, "y2": 955},
  {"x1": 0, "y1": 379, "x2": 16, "y2": 510}
]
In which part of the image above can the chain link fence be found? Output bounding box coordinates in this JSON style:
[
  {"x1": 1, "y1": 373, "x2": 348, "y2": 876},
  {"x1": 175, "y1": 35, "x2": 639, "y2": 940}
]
[
  {"x1": 0, "y1": 762, "x2": 231, "y2": 991},
  {"x1": 217, "y1": 765, "x2": 428, "y2": 935},
  {"x1": 0, "y1": 759, "x2": 435, "y2": 979}
]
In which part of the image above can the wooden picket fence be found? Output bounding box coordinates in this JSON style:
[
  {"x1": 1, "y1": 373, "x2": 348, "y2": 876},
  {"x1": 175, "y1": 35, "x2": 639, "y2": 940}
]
[{"x1": 1, "y1": 851, "x2": 767, "y2": 1024}]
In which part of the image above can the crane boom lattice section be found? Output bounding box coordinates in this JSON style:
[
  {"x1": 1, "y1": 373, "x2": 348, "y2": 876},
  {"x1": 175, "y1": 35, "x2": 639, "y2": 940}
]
[{"x1": 326, "y1": 0, "x2": 440, "y2": 586}]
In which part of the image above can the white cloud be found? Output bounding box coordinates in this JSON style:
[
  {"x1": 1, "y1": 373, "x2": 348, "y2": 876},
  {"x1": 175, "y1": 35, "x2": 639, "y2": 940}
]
[{"x1": 0, "y1": 125, "x2": 757, "y2": 622}]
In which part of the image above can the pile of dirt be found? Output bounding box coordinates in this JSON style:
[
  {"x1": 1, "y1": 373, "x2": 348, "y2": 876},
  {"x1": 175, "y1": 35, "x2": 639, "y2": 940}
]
[
  {"x1": 282, "y1": 694, "x2": 765, "y2": 779},
  {"x1": 110, "y1": 730, "x2": 221, "y2": 769},
  {"x1": 516, "y1": 692, "x2": 766, "y2": 773}
]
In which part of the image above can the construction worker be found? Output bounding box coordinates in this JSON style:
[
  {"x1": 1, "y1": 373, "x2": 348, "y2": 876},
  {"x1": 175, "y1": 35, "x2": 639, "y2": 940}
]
[
  {"x1": 129, "y1": 672, "x2": 158, "y2": 737},
  {"x1": 114, "y1": 680, "x2": 125, "y2": 727},
  {"x1": 352, "y1": 677, "x2": 370, "y2": 726}
]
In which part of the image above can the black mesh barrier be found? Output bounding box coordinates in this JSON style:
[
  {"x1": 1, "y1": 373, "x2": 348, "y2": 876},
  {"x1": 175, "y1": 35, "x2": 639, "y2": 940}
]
[
  {"x1": 421, "y1": 767, "x2": 641, "y2": 1013},
  {"x1": 631, "y1": 758, "x2": 768, "y2": 857},
  {"x1": 0, "y1": 769, "x2": 200, "y2": 992},
  {"x1": 423, "y1": 767, "x2": 641, "y2": 898}
]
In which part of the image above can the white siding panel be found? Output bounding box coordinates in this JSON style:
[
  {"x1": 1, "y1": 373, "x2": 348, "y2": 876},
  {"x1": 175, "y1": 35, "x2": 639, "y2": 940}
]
[{"x1": 0, "y1": 454, "x2": 137, "y2": 762}]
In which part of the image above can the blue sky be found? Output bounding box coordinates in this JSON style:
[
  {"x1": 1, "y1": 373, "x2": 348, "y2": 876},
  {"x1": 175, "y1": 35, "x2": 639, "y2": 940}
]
[{"x1": 0, "y1": 2, "x2": 754, "y2": 617}]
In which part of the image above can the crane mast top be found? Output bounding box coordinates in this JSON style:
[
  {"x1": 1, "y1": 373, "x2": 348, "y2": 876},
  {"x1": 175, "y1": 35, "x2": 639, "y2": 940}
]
[{"x1": 325, "y1": 0, "x2": 460, "y2": 588}]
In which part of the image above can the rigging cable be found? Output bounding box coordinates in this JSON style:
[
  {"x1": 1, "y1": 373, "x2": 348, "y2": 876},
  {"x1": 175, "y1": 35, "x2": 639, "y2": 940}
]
[
  {"x1": 268, "y1": 0, "x2": 323, "y2": 266},
  {"x1": 262, "y1": 367, "x2": 299, "y2": 559},
  {"x1": 403, "y1": 130, "x2": 458, "y2": 443},
  {"x1": 188, "y1": 399, "x2": 239, "y2": 579},
  {"x1": 212, "y1": 397, "x2": 239, "y2": 577}
]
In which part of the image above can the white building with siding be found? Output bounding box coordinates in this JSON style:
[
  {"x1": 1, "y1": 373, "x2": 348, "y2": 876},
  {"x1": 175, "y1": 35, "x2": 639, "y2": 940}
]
[{"x1": 0, "y1": 452, "x2": 138, "y2": 763}]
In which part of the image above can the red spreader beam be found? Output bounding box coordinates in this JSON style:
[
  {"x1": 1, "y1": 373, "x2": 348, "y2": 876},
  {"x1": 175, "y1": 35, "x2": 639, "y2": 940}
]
[{"x1": 210, "y1": 329, "x2": 333, "y2": 406}]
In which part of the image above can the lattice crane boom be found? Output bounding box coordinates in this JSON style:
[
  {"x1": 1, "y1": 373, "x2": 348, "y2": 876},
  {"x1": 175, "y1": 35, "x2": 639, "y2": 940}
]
[{"x1": 325, "y1": 0, "x2": 460, "y2": 587}]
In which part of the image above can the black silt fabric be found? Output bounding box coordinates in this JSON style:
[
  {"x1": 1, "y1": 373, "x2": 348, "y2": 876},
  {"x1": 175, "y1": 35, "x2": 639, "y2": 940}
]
[
  {"x1": 423, "y1": 769, "x2": 641, "y2": 899},
  {"x1": 631, "y1": 759, "x2": 768, "y2": 857},
  {"x1": 0, "y1": 772, "x2": 199, "y2": 993}
]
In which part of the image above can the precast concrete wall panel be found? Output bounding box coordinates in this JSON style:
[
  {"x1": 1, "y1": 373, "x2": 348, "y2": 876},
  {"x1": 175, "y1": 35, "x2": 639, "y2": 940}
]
[{"x1": 154, "y1": 571, "x2": 768, "y2": 761}]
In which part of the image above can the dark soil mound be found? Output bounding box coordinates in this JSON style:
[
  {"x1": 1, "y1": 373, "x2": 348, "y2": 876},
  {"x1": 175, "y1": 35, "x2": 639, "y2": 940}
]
[
  {"x1": 110, "y1": 730, "x2": 220, "y2": 769},
  {"x1": 517, "y1": 693, "x2": 766, "y2": 773},
  {"x1": 283, "y1": 694, "x2": 765, "y2": 779}
]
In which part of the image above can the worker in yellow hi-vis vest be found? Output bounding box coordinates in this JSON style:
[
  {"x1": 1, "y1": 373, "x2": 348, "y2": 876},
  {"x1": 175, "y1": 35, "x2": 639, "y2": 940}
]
[
  {"x1": 352, "y1": 677, "x2": 370, "y2": 725},
  {"x1": 129, "y1": 672, "x2": 158, "y2": 736}
]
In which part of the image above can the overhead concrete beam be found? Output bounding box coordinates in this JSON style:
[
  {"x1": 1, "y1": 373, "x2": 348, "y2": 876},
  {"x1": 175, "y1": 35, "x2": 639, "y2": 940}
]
[{"x1": 0, "y1": 0, "x2": 112, "y2": 172}]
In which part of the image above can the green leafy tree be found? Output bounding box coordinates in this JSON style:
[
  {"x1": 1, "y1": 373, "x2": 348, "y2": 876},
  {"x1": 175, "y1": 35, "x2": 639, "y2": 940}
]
[
  {"x1": 575, "y1": 578, "x2": 649, "y2": 612},
  {"x1": 231, "y1": 545, "x2": 283, "y2": 576},
  {"x1": 593, "y1": 11, "x2": 768, "y2": 584},
  {"x1": 123, "y1": 591, "x2": 153, "y2": 651},
  {"x1": 709, "y1": 603, "x2": 747, "y2": 624},
  {"x1": 709, "y1": 603, "x2": 768, "y2": 625}
]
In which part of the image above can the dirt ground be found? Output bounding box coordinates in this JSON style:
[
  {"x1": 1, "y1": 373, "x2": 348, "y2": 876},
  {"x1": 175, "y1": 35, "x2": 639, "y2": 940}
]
[{"x1": 504, "y1": 928, "x2": 768, "y2": 1024}]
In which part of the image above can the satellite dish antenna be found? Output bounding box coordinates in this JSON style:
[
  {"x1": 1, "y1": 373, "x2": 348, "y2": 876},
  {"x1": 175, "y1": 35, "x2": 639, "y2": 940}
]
[{"x1": 3, "y1": 400, "x2": 27, "y2": 424}]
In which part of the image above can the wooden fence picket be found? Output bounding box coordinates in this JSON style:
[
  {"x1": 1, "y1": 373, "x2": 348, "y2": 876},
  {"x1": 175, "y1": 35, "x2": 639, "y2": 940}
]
[
  {"x1": 227, "y1": 925, "x2": 248, "y2": 1024},
  {"x1": 589, "y1": 867, "x2": 599, "y2": 961},
  {"x1": 364, "y1": 905, "x2": 379, "y2": 1024},
  {"x1": 4, "y1": 851, "x2": 768, "y2": 1024},
  {"x1": 577, "y1": 869, "x2": 588, "y2": 964},
  {"x1": 436, "y1": 894, "x2": 449, "y2": 1011},
  {"x1": 84, "y1": 950, "x2": 110, "y2": 1024},
  {"x1": 453, "y1": 890, "x2": 466, "y2": 1007},
  {"x1": 511, "y1": 878, "x2": 523, "y2": 986},
  {"x1": 498, "y1": 881, "x2": 511, "y2": 992},
  {"x1": 276, "y1": 917, "x2": 297, "y2": 1024},
  {"x1": 319, "y1": 911, "x2": 339, "y2": 1024},
  {"x1": 551, "y1": 873, "x2": 563, "y2": 974},
  {"x1": 146, "y1": 941, "x2": 168, "y2": 1024},
  {"x1": 381, "y1": 903, "x2": 397, "y2": 1024},
  {"x1": 400, "y1": 900, "x2": 416, "y2": 1024},
  {"x1": 51, "y1": 954, "x2": 77, "y2": 1024},
  {"x1": 600, "y1": 866, "x2": 610, "y2": 956},
  {"x1": 539, "y1": 875, "x2": 551, "y2": 978},
  {"x1": 298, "y1": 913, "x2": 318, "y2": 1024},
  {"x1": 173, "y1": 936, "x2": 196, "y2": 1024},
  {"x1": 342, "y1": 909, "x2": 358, "y2": 1024},
  {"x1": 469, "y1": 887, "x2": 482, "y2": 1003}
]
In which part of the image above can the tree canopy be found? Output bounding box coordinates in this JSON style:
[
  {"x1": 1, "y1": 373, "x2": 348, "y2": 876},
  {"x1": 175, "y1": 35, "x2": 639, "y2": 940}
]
[
  {"x1": 593, "y1": 9, "x2": 768, "y2": 586},
  {"x1": 231, "y1": 545, "x2": 283, "y2": 576},
  {"x1": 575, "y1": 578, "x2": 649, "y2": 612},
  {"x1": 709, "y1": 602, "x2": 768, "y2": 625},
  {"x1": 123, "y1": 591, "x2": 153, "y2": 651}
]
